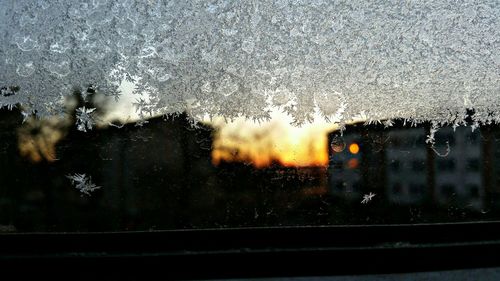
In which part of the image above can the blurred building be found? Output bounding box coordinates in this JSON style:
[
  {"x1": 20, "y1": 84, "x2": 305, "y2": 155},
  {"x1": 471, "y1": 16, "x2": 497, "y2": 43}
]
[
  {"x1": 327, "y1": 121, "x2": 487, "y2": 211},
  {"x1": 81, "y1": 114, "x2": 215, "y2": 228},
  {"x1": 0, "y1": 109, "x2": 217, "y2": 231},
  {"x1": 386, "y1": 127, "x2": 427, "y2": 204},
  {"x1": 433, "y1": 127, "x2": 483, "y2": 208},
  {"x1": 328, "y1": 132, "x2": 363, "y2": 200}
]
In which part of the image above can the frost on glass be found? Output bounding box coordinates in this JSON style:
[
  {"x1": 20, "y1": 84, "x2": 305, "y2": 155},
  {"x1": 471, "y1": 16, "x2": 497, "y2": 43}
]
[
  {"x1": 66, "y1": 173, "x2": 101, "y2": 196},
  {"x1": 0, "y1": 0, "x2": 499, "y2": 130}
]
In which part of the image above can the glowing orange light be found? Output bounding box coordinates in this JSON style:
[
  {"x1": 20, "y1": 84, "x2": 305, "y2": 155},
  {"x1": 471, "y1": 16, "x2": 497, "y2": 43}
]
[
  {"x1": 347, "y1": 158, "x2": 359, "y2": 169},
  {"x1": 210, "y1": 111, "x2": 338, "y2": 168},
  {"x1": 349, "y1": 143, "x2": 360, "y2": 154}
]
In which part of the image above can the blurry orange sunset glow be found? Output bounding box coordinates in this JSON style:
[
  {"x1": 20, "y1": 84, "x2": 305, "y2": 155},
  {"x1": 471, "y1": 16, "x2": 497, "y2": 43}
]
[{"x1": 211, "y1": 109, "x2": 338, "y2": 168}]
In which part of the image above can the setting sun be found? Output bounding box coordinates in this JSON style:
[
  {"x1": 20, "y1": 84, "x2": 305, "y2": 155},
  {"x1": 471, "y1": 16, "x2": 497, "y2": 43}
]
[{"x1": 210, "y1": 108, "x2": 337, "y2": 168}]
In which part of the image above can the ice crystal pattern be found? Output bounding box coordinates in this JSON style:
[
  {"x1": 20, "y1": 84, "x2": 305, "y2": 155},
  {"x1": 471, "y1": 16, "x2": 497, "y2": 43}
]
[
  {"x1": 75, "y1": 106, "x2": 96, "y2": 132},
  {"x1": 66, "y1": 173, "x2": 101, "y2": 196},
  {"x1": 361, "y1": 192, "x2": 376, "y2": 204},
  {"x1": 0, "y1": 1, "x2": 498, "y2": 127}
]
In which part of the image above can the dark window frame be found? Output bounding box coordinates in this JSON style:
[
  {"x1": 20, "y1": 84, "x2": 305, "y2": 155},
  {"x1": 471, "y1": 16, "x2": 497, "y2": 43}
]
[{"x1": 2, "y1": 222, "x2": 500, "y2": 279}]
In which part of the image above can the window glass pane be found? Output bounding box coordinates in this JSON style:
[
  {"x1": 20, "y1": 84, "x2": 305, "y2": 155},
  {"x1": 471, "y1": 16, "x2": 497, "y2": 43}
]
[
  {"x1": 0, "y1": 1, "x2": 499, "y2": 232},
  {"x1": 2, "y1": 110, "x2": 500, "y2": 231}
]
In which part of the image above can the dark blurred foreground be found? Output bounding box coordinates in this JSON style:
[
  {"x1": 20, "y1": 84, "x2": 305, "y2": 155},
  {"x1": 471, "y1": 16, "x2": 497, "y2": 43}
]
[{"x1": 2, "y1": 108, "x2": 500, "y2": 232}]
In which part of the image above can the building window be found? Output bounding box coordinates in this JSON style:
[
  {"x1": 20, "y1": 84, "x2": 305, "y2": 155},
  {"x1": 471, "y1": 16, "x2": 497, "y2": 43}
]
[
  {"x1": 440, "y1": 184, "x2": 456, "y2": 198},
  {"x1": 389, "y1": 160, "x2": 401, "y2": 172},
  {"x1": 437, "y1": 160, "x2": 456, "y2": 171},
  {"x1": 392, "y1": 183, "x2": 403, "y2": 195},
  {"x1": 409, "y1": 184, "x2": 425, "y2": 196},
  {"x1": 467, "y1": 184, "x2": 480, "y2": 199},
  {"x1": 411, "y1": 160, "x2": 426, "y2": 172},
  {"x1": 467, "y1": 159, "x2": 480, "y2": 172}
]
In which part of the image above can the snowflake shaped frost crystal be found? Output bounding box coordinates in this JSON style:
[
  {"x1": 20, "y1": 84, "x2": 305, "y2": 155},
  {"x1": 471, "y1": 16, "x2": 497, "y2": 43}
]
[
  {"x1": 75, "y1": 106, "x2": 96, "y2": 132},
  {"x1": 361, "y1": 192, "x2": 376, "y2": 204},
  {"x1": 66, "y1": 173, "x2": 101, "y2": 196}
]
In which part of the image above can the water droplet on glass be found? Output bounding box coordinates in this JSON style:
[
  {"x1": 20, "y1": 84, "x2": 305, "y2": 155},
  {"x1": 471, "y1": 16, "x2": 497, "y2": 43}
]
[
  {"x1": 72, "y1": 25, "x2": 90, "y2": 41},
  {"x1": 139, "y1": 46, "x2": 157, "y2": 59},
  {"x1": 200, "y1": 82, "x2": 213, "y2": 94},
  {"x1": 150, "y1": 68, "x2": 171, "y2": 82},
  {"x1": 84, "y1": 42, "x2": 108, "y2": 61},
  {"x1": 331, "y1": 134, "x2": 346, "y2": 152},
  {"x1": 217, "y1": 75, "x2": 239, "y2": 97},
  {"x1": 13, "y1": 35, "x2": 38, "y2": 52},
  {"x1": 92, "y1": 0, "x2": 107, "y2": 8},
  {"x1": 47, "y1": 61, "x2": 71, "y2": 78},
  {"x1": 241, "y1": 39, "x2": 255, "y2": 54},
  {"x1": 158, "y1": 48, "x2": 178, "y2": 64},
  {"x1": 86, "y1": 10, "x2": 111, "y2": 27},
  {"x1": 16, "y1": 62, "x2": 35, "y2": 77},
  {"x1": 116, "y1": 18, "x2": 136, "y2": 37},
  {"x1": 50, "y1": 42, "x2": 70, "y2": 53},
  {"x1": 19, "y1": 13, "x2": 37, "y2": 27},
  {"x1": 37, "y1": 0, "x2": 50, "y2": 9},
  {"x1": 116, "y1": 35, "x2": 137, "y2": 50},
  {"x1": 69, "y1": 3, "x2": 89, "y2": 19}
]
